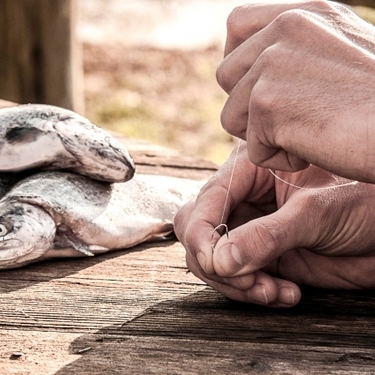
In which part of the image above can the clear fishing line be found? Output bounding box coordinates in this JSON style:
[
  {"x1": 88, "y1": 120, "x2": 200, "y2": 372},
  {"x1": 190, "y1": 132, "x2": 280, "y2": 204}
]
[
  {"x1": 211, "y1": 140, "x2": 358, "y2": 250},
  {"x1": 268, "y1": 169, "x2": 358, "y2": 190},
  {"x1": 211, "y1": 139, "x2": 241, "y2": 250}
]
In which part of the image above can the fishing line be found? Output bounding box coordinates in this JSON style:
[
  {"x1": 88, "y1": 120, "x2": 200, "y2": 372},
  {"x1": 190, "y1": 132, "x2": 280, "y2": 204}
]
[
  {"x1": 268, "y1": 169, "x2": 358, "y2": 190},
  {"x1": 211, "y1": 139, "x2": 241, "y2": 251},
  {"x1": 211, "y1": 140, "x2": 358, "y2": 251}
]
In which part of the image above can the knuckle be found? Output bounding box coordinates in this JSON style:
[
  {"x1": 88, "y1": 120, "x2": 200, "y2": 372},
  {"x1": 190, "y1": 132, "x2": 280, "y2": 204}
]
[
  {"x1": 306, "y1": 0, "x2": 340, "y2": 13},
  {"x1": 220, "y1": 104, "x2": 233, "y2": 133},
  {"x1": 220, "y1": 103, "x2": 247, "y2": 137},
  {"x1": 246, "y1": 220, "x2": 286, "y2": 266},
  {"x1": 216, "y1": 59, "x2": 232, "y2": 93},
  {"x1": 226, "y1": 5, "x2": 252, "y2": 37},
  {"x1": 272, "y1": 9, "x2": 312, "y2": 33},
  {"x1": 250, "y1": 78, "x2": 276, "y2": 119},
  {"x1": 184, "y1": 223, "x2": 199, "y2": 255}
]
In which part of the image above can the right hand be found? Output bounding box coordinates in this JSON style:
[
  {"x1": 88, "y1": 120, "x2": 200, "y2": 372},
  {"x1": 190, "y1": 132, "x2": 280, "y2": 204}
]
[
  {"x1": 175, "y1": 143, "x2": 375, "y2": 307},
  {"x1": 217, "y1": 1, "x2": 375, "y2": 183}
]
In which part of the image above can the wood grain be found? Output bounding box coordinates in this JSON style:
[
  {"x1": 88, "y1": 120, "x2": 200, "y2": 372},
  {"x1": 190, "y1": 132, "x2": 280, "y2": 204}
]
[{"x1": 1, "y1": 100, "x2": 375, "y2": 374}]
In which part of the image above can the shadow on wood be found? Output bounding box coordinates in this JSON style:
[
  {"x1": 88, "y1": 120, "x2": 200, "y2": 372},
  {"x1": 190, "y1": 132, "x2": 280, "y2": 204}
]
[{"x1": 54, "y1": 288, "x2": 375, "y2": 375}]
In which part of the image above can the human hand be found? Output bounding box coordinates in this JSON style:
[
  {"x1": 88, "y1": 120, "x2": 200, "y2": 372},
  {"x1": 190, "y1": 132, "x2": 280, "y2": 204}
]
[
  {"x1": 174, "y1": 142, "x2": 375, "y2": 307},
  {"x1": 216, "y1": 0, "x2": 375, "y2": 183}
]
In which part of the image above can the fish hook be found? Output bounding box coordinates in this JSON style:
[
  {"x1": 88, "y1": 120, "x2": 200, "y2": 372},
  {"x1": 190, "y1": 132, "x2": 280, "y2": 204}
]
[{"x1": 211, "y1": 223, "x2": 229, "y2": 251}]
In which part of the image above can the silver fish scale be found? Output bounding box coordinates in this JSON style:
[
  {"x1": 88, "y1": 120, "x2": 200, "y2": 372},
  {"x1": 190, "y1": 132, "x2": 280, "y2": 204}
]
[{"x1": 3, "y1": 171, "x2": 204, "y2": 254}]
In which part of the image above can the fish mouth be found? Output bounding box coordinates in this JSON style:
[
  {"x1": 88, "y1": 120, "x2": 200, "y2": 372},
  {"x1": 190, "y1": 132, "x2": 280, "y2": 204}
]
[
  {"x1": 53, "y1": 115, "x2": 136, "y2": 183},
  {"x1": 0, "y1": 239, "x2": 35, "y2": 261},
  {"x1": 92, "y1": 136, "x2": 136, "y2": 182},
  {"x1": 0, "y1": 202, "x2": 56, "y2": 269}
]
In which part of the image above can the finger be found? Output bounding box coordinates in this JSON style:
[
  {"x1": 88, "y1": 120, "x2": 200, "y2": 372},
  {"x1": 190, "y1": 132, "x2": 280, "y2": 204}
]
[
  {"x1": 220, "y1": 15, "x2": 287, "y2": 137},
  {"x1": 218, "y1": 15, "x2": 276, "y2": 94},
  {"x1": 220, "y1": 14, "x2": 318, "y2": 171},
  {"x1": 220, "y1": 9, "x2": 318, "y2": 133},
  {"x1": 175, "y1": 145, "x2": 250, "y2": 274},
  {"x1": 247, "y1": 132, "x2": 311, "y2": 172},
  {"x1": 220, "y1": 274, "x2": 301, "y2": 308},
  {"x1": 212, "y1": 192, "x2": 311, "y2": 277},
  {"x1": 175, "y1": 188, "x2": 224, "y2": 275},
  {"x1": 273, "y1": 249, "x2": 375, "y2": 289},
  {"x1": 224, "y1": 0, "x2": 331, "y2": 56},
  {"x1": 187, "y1": 250, "x2": 301, "y2": 307},
  {"x1": 176, "y1": 144, "x2": 274, "y2": 275}
]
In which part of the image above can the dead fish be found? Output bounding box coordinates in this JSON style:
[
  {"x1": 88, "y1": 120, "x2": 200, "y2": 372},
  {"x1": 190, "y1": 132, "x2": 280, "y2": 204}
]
[
  {"x1": 0, "y1": 171, "x2": 203, "y2": 269},
  {"x1": 0, "y1": 104, "x2": 135, "y2": 182}
]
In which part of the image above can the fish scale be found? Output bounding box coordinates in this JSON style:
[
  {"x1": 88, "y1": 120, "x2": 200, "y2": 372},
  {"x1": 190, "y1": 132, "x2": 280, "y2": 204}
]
[
  {"x1": 0, "y1": 103, "x2": 205, "y2": 270},
  {"x1": 0, "y1": 171, "x2": 204, "y2": 269}
]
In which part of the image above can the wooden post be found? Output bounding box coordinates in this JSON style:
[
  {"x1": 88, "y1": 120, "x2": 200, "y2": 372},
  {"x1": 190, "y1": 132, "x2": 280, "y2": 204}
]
[{"x1": 0, "y1": 0, "x2": 84, "y2": 114}]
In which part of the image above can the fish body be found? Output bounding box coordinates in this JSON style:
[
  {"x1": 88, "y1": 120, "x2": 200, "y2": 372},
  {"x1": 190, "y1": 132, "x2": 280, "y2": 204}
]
[
  {"x1": 0, "y1": 171, "x2": 203, "y2": 269},
  {"x1": 0, "y1": 104, "x2": 135, "y2": 182}
]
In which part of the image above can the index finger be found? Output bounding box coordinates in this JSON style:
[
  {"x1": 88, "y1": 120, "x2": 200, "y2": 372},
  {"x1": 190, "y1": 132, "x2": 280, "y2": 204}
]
[
  {"x1": 174, "y1": 141, "x2": 274, "y2": 274},
  {"x1": 175, "y1": 147, "x2": 245, "y2": 274}
]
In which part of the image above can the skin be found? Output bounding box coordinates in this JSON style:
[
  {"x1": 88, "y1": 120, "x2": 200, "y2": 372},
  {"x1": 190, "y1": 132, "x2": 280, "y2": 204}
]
[
  {"x1": 175, "y1": 1, "x2": 375, "y2": 306},
  {"x1": 175, "y1": 144, "x2": 375, "y2": 307},
  {"x1": 217, "y1": 0, "x2": 375, "y2": 182}
]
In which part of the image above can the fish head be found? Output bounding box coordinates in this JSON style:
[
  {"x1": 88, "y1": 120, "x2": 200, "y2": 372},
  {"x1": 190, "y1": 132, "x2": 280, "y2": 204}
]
[
  {"x1": 0, "y1": 201, "x2": 56, "y2": 269},
  {"x1": 0, "y1": 104, "x2": 136, "y2": 182}
]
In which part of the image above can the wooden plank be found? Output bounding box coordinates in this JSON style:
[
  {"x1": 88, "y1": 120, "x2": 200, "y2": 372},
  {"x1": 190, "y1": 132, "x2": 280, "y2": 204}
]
[
  {"x1": 0, "y1": 331, "x2": 80, "y2": 375},
  {"x1": 112, "y1": 133, "x2": 217, "y2": 180},
  {"x1": 2, "y1": 244, "x2": 375, "y2": 374},
  {"x1": 2, "y1": 99, "x2": 375, "y2": 374},
  {"x1": 58, "y1": 338, "x2": 375, "y2": 375},
  {"x1": 0, "y1": 243, "x2": 205, "y2": 332}
]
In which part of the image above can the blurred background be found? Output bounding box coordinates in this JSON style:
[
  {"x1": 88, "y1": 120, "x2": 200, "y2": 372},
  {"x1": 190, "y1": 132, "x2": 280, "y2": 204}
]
[{"x1": 1, "y1": 0, "x2": 375, "y2": 165}]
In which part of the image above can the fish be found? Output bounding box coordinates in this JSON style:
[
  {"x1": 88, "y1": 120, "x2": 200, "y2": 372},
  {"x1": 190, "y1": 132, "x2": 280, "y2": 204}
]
[
  {"x1": 0, "y1": 171, "x2": 203, "y2": 269},
  {"x1": 0, "y1": 104, "x2": 135, "y2": 182}
]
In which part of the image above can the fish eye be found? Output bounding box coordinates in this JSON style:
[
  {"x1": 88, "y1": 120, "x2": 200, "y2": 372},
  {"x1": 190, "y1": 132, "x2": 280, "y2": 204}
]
[{"x1": 0, "y1": 224, "x2": 8, "y2": 237}]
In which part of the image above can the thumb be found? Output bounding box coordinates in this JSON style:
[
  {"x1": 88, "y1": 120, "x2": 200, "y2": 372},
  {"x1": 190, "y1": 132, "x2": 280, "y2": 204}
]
[{"x1": 212, "y1": 200, "x2": 308, "y2": 277}]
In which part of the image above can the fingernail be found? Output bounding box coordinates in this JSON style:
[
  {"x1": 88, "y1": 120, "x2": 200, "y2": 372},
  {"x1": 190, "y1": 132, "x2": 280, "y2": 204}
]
[
  {"x1": 197, "y1": 252, "x2": 207, "y2": 272},
  {"x1": 279, "y1": 286, "x2": 295, "y2": 306},
  {"x1": 215, "y1": 243, "x2": 243, "y2": 276},
  {"x1": 248, "y1": 283, "x2": 268, "y2": 305}
]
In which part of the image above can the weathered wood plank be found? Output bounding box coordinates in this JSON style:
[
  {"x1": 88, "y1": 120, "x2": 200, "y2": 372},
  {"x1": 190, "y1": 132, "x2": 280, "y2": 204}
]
[
  {"x1": 0, "y1": 331, "x2": 80, "y2": 375},
  {"x1": 59, "y1": 338, "x2": 375, "y2": 375},
  {"x1": 0, "y1": 243, "x2": 205, "y2": 332},
  {"x1": 2, "y1": 242, "x2": 375, "y2": 374},
  {"x1": 1, "y1": 99, "x2": 375, "y2": 374},
  {"x1": 112, "y1": 133, "x2": 217, "y2": 180}
]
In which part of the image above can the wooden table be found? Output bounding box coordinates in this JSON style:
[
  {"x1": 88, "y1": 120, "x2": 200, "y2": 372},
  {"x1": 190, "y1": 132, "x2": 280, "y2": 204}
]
[{"x1": 1, "y1": 102, "x2": 375, "y2": 374}]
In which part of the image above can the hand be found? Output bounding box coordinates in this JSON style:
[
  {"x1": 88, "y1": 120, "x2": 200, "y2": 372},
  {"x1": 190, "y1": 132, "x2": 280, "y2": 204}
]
[
  {"x1": 216, "y1": 1, "x2": 375, "y2": 183},
  {"x1": 174, "y1": 142, "x2": 375, "y2": 307}
]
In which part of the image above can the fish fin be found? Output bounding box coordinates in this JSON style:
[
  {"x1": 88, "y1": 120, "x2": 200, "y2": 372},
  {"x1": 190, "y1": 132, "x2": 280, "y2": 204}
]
[
  {"x1": 146, "y1": 220, "x2": 174, "y2": 242},
  {"x1": 57, "y1": 227, "x2": 95, "y2": 257}
]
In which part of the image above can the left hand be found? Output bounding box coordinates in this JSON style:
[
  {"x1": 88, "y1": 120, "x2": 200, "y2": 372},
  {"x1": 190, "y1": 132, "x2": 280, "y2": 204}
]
[
  {"x1": 175, "y1": 142, "x2": 375, "y2": 307},
  {"x1": 216, "y1": 1, "x2": 375, "y2": 183}
]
